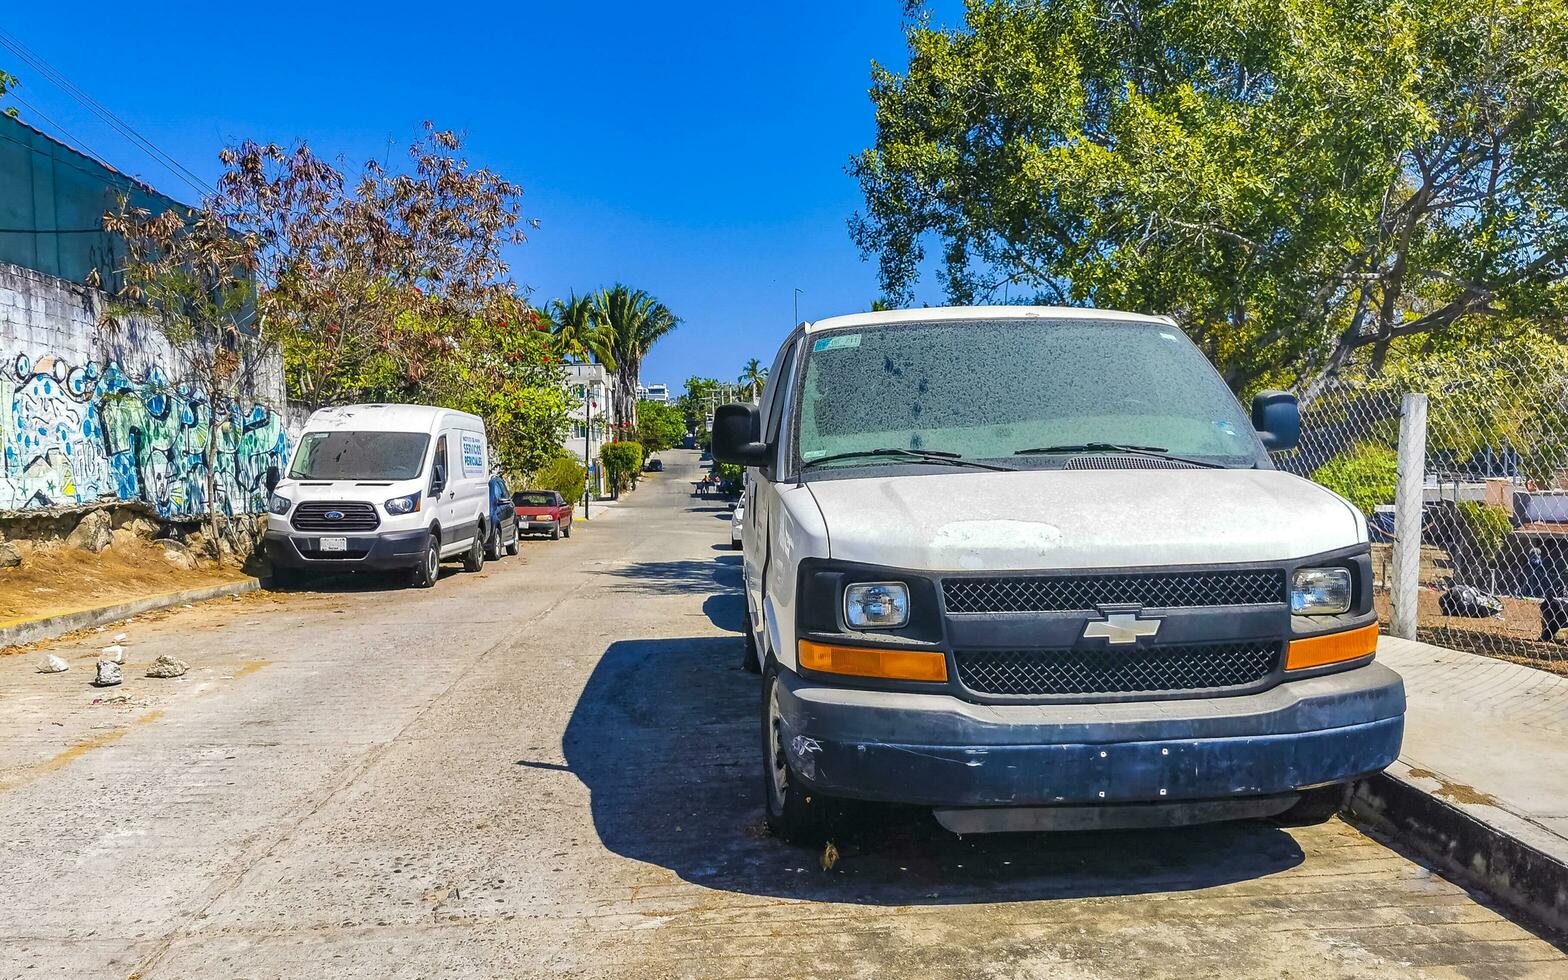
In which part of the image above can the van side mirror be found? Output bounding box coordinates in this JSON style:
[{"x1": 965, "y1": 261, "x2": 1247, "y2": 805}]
[
  {"x1": 265, "y1": 464, "x2": 280, "y2": 493},
  {"x1": 712, "y1": 403, "x2": 770, "y2": 466},
  {"x1": 1252, "y1": 390, "x2": 1300, "y2": 452},
  {"x1": 430, "y1": 462, "x2": 448, "y2": 495}
]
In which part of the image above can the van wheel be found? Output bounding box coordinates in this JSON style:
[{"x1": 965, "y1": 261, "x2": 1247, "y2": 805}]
[
  {"x1": 463, "y1": 532, "x2": 486, "y2": 572},
  {"x1": 1276, "y1": 784, "x2": 1347, "y2": 825},
  {"x1": 504, "y1": 525, "x2": 519, "y2": 557},
  {"x1": 741, "y1": 606, "x2": 761, "y2": 674},
  {"x1": 484, "y1": 525, "x2": 502, "y2": 562},
  {"x1": 411, "y1": 534, "x2": 440, "y2": 589},
  {"x1": 762, "y1": 663, "x2": 838, "y2": 843}
]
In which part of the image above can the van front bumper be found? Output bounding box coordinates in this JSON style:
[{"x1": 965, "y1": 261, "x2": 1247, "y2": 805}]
[
  {"x1": 264, "y1": 529, "x2": 429, "y2": 571},
  {"x1": 775, "y1": 662, "x2": 1404, "y2": 807}
]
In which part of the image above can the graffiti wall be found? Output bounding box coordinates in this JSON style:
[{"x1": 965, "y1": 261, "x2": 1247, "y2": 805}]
[{"x1": 0, "y1": 262, "x2": 289, "y2": 516}]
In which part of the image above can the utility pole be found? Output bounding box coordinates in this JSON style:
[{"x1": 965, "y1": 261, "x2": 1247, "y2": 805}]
[{"x1": 583, "y1": 383, "x2": 592, "y2": 520}]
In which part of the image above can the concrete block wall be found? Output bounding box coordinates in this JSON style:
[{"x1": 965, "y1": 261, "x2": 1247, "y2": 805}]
[{"x1": 0, "y1": 260, "x2": 290, "y2": 516}]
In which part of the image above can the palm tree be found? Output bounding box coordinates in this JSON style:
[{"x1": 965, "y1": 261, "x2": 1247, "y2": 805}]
[
  {"x1": 593, "y1": 284, "x2": 679, "y2": 429},
  {"x1": 547, "y1": 294, "x2": 616, "y2": 368},
  {"x1": 738, "y1": 358, "x2": 768, "y2": 400}
]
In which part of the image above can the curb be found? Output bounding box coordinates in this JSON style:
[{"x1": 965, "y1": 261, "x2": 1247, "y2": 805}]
[
  {"x1": 1348, "y1": 767, "x2": 1568, "y2": 937},
  {"x1": 0, "y1": 578, "x2": 263, "y2": 651}
]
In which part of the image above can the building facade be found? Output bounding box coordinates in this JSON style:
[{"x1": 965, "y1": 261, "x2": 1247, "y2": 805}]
[{"x1": 562, "y1": 363, "x2": 619, "y2": 498}]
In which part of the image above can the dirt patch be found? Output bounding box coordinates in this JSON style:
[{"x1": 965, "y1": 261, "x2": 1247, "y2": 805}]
[
  {"x1": 0, "y1": 539, "x2": 249, "y2": 630},
  {"x1": 1405, "y1": 768, "x2": 1500, "y2": 807}
]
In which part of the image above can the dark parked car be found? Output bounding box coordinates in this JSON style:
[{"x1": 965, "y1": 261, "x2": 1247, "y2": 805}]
[
  {"x1": 485, "y1": 477, "x2": 520, "y2": 560},
  {"x1": 645, "y1": 457, "x2": 664, "y2": 472}
]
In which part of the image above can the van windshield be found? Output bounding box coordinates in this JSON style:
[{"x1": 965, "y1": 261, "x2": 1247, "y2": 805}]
[
  {"x1": 289, "y1": 431, "x2": 431, "y2": 481},
  {"x1": 795, "y1": 318, "x2": 1261, "y2": 469}
]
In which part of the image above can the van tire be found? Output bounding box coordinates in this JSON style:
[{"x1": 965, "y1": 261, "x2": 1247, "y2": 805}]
[
  {"x1": 762, "y1": 663, "x2": 838, "y2": 843},
  {"x1": 463, "y1": 532, "x2": 485, "y2": 572},
  {"x1": 741, "y1": 606, "x2": 761, "y2": 673},
  {"x1": 411, "y1": 534, "x2": 440, "y2": 589},
  {"x1": 1276, "y1": 784, "x2": 1347, "y2": 825},
  {"x1": 484, "y1": 525, "x2": 502, "y2": 562}
]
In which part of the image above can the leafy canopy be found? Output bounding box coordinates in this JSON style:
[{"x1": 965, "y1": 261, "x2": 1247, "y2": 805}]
[{"x1": 853, "y1": 0, "x2": 1568, "y2": 389}]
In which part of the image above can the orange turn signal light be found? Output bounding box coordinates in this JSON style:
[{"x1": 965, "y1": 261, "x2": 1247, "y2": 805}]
[
  {"x1": 798, "y1": 639, "x2": 948, "y2": 682},
  {"x1": 1286, "y1": 623, "x2": 1379, "y2": 671}
]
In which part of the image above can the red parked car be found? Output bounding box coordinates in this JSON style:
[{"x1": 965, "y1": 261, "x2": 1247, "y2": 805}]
[{"x1": 512, "y1": 490, "x2": 573, "y2": 540}]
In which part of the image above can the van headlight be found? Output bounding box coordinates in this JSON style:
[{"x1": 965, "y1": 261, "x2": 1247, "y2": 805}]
[
  {"x1": 384, "y1": 492, "x2": 421, "y2": 516},
  {"x1": 845, "y1": 582, "x2": 910, "y2": 629},
  {"x1": 266, "y1": 493, "x2": 292, "y2": 516},
  {"x1": 1291, "y1": 567, "x2": 1352, "y2": 615}
]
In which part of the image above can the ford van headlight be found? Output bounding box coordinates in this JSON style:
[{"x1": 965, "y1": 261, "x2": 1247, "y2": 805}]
[
  {"x1": 384, "y1": 492, "x2": 421, "y2": 516},
  {"x1": 266, "y1": 493, "x2": 292, "y2": 516},
  {"x1": 845, "y1": 582, "x2": 910, "y2": 629},
  {"x1": 1292, "y1": 567, "x2": 1352, "y2": 615}
]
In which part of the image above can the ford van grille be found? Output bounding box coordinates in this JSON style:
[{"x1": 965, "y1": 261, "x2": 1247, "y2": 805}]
[
  {"x1": 291, "y1": 501, "x2": 380, "y2": 533},
  {"x1": 942, "y1": 569, "x2": 1285, "y2": 613},
  {"x1": 954, "y1": 642, "x2": 1280, "y2": 697}
]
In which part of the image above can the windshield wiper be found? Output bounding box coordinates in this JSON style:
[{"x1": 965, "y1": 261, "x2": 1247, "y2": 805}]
[
  {"x1": 801, "y1": 448, "x2": 1014, "y2": 472},
  {"x1": 1013, "y1": 442, "x2": 1224, "y2": 469}
]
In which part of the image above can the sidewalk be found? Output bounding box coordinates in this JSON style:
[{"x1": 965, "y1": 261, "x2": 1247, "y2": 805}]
[{"x1": 1358, "y1": 635, "x2": 1568, "y2": 932}]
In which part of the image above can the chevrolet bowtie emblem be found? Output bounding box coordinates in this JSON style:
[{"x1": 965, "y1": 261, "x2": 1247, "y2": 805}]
[{"x1": 1082, "y1": 611, "x2": 1161, "y2": 645}]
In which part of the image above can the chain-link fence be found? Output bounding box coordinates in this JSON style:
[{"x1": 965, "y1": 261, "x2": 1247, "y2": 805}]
[{"x1": 1278, "y1": 340, "x2": 1568, "y2": 669}]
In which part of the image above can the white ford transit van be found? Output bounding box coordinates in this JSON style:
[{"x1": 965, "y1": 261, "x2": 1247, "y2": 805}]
[
  {"x1": 264, "y1": 404, "x2": 493, "y2": 588},
  {"x1": 714, "y1": 307, "x2": 1405, "y2": 841}
]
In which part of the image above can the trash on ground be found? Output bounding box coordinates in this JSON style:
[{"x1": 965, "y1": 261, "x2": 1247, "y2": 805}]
[
  {"x1": 100, "y1": 645, "x2": 126, "y2": 663},
  {"x1": 820, "y1": 840, "x2": 839, "y2": 871},
  {"x1": 146, "y1": 655, "x2": 190, "y2": 678},
  {"x1": 93, "y1": 661, "x2": 123, "y2": 687},
  {"x1": 1438, "y1": 585, "x2": 1505, "y2": 618},
  {"x1": 37, "y1": 655, "x2": 69, "y2": 673},
  {"x1": 113, "y1": 632, "x2": 128, "y2": 643}
]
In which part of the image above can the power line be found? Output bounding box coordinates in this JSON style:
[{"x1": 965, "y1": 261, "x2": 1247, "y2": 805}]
[
  {"x1": 0, "y1": 30, "x2": 213, "y2": 200},
  {"x1": 4, "y1": 90, "x2": 111, "y2": 166}
]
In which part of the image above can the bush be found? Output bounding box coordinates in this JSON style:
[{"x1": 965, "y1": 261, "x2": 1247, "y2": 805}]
[
  {"x1": 713, "y1": 460, "x2": 744, "y2": 496},
  {"x1": 600, "y1": 441, "x2": 644, "y2": 496},
  {"x1": 1311, "y1": 443, "x2": 1399, "y2": 516},
  {"x1": 533, "y1": 454, "x2": 586, "y2": 507},
  {"x1": 1456, "y1": 500, "x2": 1513, "y2": 564},
  {"x1": 636, "y1": 400, "x2": 685, "y2": 453}
]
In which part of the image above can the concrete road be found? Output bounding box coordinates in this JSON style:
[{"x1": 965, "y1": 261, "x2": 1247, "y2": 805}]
[{"x1": 2, "y1": 449, "x2": 1563, "y2": 979}]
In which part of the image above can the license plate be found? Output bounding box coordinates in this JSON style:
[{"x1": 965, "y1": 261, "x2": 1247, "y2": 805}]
[{"x1": 320, "y1": 537, "x2": 348, "y2": 552}]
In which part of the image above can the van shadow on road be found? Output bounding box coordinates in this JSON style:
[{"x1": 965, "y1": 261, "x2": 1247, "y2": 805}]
[
  {"x1": 599, "y1": 555, "x2": 743, "y2": 597},
  {"x1": 555, "y1": 629, "x2": 1307, "y2": 907}
]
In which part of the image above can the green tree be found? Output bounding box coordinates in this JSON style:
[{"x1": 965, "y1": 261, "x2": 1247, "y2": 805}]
[
  {"x1": 636, "y1": 399, "x2": 685, "y2": 452},
  {"x1": 600, "y1": 440, "x2": 645, "y2": 497},
  {"x1": 853, "y1": 0, "x2": 1568, "y2": 391},
  {"x1": 546, "y1": 293, "x2": 616, "y2": 367},
  {"x1": 677, "y1": 376, "x2": 720, "y2": 432},
  {"x1": 594, "y1": 285, "x2": 680, "y2": 429},
  {"x1": 1312, "y1": 443, "x2": 1399, "y2": 516},
  {"x1": 738, "y1": 358, "x2": 768, "y2": 400},
  {"x1": 533, "y1": 454, "x2": 586, "y2": 506},
  {"x1": 1456, "y1": 501, "x2": 1513, "y2": 566},
  {"x1": 0, "y1": 69, "x2": 17, "y2": 118}
]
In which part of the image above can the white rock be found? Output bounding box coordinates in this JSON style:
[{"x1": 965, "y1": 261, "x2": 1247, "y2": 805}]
[
  {"x1": 93, "y1": 661, "x2": 123, "y2": 687},
  {"x1": 100, "y1": 644, "x2": 125, "y2": 663},
  {"x1": 145, "y1": 655, "x2": 189, "y2": 679},
  {"x1": 37, "y1": 655, "x2": 69, "y2": 673},
  {"x1": 113, "y1": 633, "x2": 128, "y2": 643}
]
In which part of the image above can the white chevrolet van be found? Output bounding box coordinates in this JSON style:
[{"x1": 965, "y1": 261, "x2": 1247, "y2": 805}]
[
  {"x1": 714, "y1": 307, "x2": 1405, "y2": 841},
  {"x1": 263, "y1": 404, "x2": 493, "y2": 589}
]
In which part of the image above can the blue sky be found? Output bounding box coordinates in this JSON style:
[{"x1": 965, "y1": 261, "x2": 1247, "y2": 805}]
[{"x1": 4, "y1": 2, "x2": 964, "y2": 390}]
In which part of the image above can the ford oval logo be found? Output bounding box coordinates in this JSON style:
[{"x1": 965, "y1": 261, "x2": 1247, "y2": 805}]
[{"x1": 323, "y1": 510, "x2": 345, "y2": 521}]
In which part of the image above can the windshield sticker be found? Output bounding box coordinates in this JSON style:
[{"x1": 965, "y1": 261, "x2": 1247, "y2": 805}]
[
  {"x1": 461, "y1": 432, "x2": 485, "y2": 477},
  {"x1": 1159, "y1": 331, "x2": 1180, "y2": 341},
  {"x1": 813, "y1": 334, "x2": 862, "y2": 352},
  {"x1": 1214, "y1": 420, "x2": 1240, "y2": 438}
]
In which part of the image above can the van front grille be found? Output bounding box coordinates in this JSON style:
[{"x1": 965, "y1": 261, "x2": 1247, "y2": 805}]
[
  {"x1": 942, "y1": 569, "x2": 1285, "y2": 613},
  {"x1": 954, "y1": 642, "x2": 1281, "y2": 698},
  {"x1": 291, "y1": 501, "x2": 380, "y2": 533}
]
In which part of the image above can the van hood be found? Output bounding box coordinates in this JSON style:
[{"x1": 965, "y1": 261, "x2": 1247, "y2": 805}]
[
  {"x1": 805, "y1": 468, "x2": 1363, "y2": 571},
  {"x1": 277, "y1": 479, "x2": 415, "y2": 503}
]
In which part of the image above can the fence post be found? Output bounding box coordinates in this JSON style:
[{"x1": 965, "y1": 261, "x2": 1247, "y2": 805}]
[{"x1": 1391, "y1": 392, "x2": 1429, "y2": 640}]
